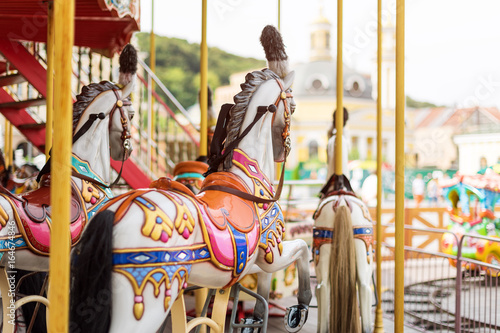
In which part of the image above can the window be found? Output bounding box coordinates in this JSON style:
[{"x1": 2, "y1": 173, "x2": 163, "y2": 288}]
[{"x1": 308, "y1": 140, "x2": 319, "y2": 159}]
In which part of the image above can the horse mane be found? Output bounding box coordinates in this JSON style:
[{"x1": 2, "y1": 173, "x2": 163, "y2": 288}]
[
  {"x1": 72, "y1": 81, "x2": 120, "y2": 133},
  {"x1": 223, "y1": 68, "x2": 279, "y2": 170}
]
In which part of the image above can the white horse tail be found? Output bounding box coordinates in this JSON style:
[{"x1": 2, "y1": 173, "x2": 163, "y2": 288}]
[
  {"x1": 70, "y1": 210, "x2": 114, "y2": 333},
  {"x1": 330, "y1": 205, "x2": 361, "y2": 333}
]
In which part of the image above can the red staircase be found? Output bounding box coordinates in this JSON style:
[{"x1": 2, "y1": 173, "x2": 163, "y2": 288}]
[{"x1": 0, "y1": 40, "x2": 151, "y2": 188}]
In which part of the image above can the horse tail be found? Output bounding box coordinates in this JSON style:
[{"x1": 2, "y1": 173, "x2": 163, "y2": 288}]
[
  {"x1": 70, "y1": 210, "x2": 114, "y2": 333},
  {"x1": 329, "y1": 205, "x2": 360, "y2": 333}
]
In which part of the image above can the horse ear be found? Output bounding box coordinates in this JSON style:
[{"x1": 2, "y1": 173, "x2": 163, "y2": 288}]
[
  {"x1": 121, "y1": 75, "x2": 135, "y2": 98},
  {"x1": 283, "y1": 71, "x2": 295, "y2": 90}
]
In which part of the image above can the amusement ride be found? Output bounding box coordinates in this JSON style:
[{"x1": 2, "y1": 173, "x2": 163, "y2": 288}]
[{"x1": 0, "y1": 1, "x2": 498, "y2": 333}]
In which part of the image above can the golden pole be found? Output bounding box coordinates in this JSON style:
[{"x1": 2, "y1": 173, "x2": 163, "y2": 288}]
[
  {"x1": 3, "y1": 119, "x2": 7, "y2": 167},
  {"x1": 199, "y1": 0, "x2": 208, "y2": 157},
  {"x1": 4, "y1": 120, "x2": 11, "y2": 167},
  {"x1": 46, "y1": 1, "x2": 54, "y2": 159},
  {"x1": 195, "y1": 2, "x2": 209, "y2": 331},
  {"x1": 48, "y1": 0, "x2": 74, "y2": 331},
  {"x1": 395, "y1": 0, "x2": 405, "y2": 330},
  {"x1": 334, "y1": 0, "x2": 343, "y2": 176},
  {"x1": 278, "y1": 0, "x2": 281, "y2": 30},
  {"x1": 374, "y1": 0, "x2": 385, "y2": 330},
  {"x1": 150, "y1": 0, "x2": 156, "y2": 171}
]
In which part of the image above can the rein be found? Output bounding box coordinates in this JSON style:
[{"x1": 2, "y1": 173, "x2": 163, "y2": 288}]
[{"x1": 37, "y1": 89, "x2": 131, "y2": 188}]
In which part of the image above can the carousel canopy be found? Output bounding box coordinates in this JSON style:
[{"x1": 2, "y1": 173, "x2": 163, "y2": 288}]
[{"x1": 0, "y1": 0, "x2": 140, "y2": 57}]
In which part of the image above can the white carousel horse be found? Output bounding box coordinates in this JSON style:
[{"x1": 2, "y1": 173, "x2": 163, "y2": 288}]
[
  {"x1": 0, "y1": 44, "x2": 137, "y2": 332},
  {"x1": 312, "y1": 137, "x2": 374, "y2": 333},
  {"x1": 70, "y1": 25, "x2": 312, "y2": 333}
]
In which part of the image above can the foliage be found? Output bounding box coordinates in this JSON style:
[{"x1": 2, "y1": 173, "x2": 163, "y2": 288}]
[
  {"x1": 406, "y1": 95, "x2": 441, "y2": 108},
  {"x1": 348, "y1": 147, "x2": 360, "y2": 161},
  {"x1": 136, "y1": 33, "x2": 266, "y2": 108}
]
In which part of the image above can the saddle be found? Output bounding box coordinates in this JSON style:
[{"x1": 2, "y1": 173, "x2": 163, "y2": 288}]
[
  {"x1": 150, "y1": 172, "x2": 260, "y2": 281},
  {"x1": 198, "y1": 172, "x2": 259, "y2": 232},
  {"x1": 0, "y1": 176, "x2": 85, "y2": 255}
]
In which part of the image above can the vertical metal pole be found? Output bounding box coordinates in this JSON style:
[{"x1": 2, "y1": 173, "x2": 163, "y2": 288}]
[
  {"x1": 4, "y1": 120, "x2": 11, "y2": 167},
  {"x1": 147, "y1": 74, "x2": 152, "y2": 174},
  {"x1": 278, "y1": 0, "x2": 281, "y2": 30},
  {"x1": 335, "y1": 0, "x2": 343, "y2": 176},
  {"x1": 374, "y1": 0, "x2": 385, "y2": 330},
  {"x1": 196, "y1": 2, "x2": 209, "y2": 330},
  {"x1": 455, "y1": 237, "x2": 463, "y2": 332},
  {"x1": 45, "y1": 1, "x2": 54, "y2": 160},
  {"x1": 199, "y1": 0, "x2": 208, "y2": 157},
  {"x1": 49, "y1": 0, "x2": 74, "y2": 331},
  {"x1": 150, "y1": 0, "x2": 156, "y2": 170},
  {"x1": 395, "y1": 0, "x2": 405, "y2": 330}
]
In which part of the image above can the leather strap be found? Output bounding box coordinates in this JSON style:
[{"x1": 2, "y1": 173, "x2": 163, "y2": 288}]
[{"x1": 199, "y1": 185, "x2": 277, "y2": 204}]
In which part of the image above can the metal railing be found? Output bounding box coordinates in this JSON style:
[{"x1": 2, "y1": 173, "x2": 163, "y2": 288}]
[
  {"x1": 380, "y1": 227, "x2": 500, "y2": 332},
  {"x1": 1, "y1": 43, "x2": 201, "y2": 180}
]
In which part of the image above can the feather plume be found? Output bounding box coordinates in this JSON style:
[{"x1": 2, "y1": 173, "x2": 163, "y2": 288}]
[{"x1": 260, "y1": 25, "x2": 289, "y2": 78}]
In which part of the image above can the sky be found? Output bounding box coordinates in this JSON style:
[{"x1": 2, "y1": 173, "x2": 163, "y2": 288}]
[{"x1": 139, "y1": 0, "x2": 500, "y2": 109}]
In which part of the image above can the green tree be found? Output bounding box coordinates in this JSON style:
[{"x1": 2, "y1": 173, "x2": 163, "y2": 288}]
[{"x1": 136, "y1": 33, "x2": 265, "y2": 108}]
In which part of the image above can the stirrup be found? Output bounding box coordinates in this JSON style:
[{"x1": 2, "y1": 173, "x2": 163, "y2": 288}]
[
  {"x1": 284, "y1": 304, "x2": 308, "y2": 333},
  {"x1": 228, "y1": 283, "x2": 269, "y2": 333}
]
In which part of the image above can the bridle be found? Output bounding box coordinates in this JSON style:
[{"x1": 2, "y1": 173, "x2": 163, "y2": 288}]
[
  {"x1": 37, "y1": 89, "x2": 133, "y2": 188},
  {"x1": 108, "y1": 89, "x2": 133, "y2": 159},
  {"x1": 272, "y1": 77, "x2": 293, "y2": 159}
]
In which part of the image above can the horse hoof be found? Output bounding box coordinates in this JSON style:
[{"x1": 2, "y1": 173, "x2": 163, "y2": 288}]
[
  {"x1": 284, "y1": 304, "x2": 308, "y2": 332},
  {"x1": 240, "y1": 317, "x2": 263, "y2": 333}
]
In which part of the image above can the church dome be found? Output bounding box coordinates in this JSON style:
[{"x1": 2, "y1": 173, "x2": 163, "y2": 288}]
[{"x1": 292, "y1": 61, "x2": 372, "y2": 99}]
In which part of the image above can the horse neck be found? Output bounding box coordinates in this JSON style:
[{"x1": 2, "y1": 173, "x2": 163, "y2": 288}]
[
  {"x1": 71, "y1": 119, "x2": 111, "y2": 184},
  {"x1": 229, "y1": 114, "x2": 275, "y2": 194}
]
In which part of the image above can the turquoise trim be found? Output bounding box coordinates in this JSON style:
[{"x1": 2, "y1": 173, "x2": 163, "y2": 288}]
[
  {"x1": 173, "y1": 172, "x2": 205, "y2": 180},
  {"x1": 71, "y1": 155, "x2": 113, "y2": 198}
]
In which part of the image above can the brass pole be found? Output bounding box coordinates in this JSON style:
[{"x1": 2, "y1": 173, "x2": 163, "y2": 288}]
[
  {"x1": 395, "y1": 0, "x2": 406, "y2": 330},
  {"x1": 373, "y1": 0, "x2": 385, "y2": 330},
  {"x1": 278, "y1": 0, "x2": 281, "y2": 30},
  {"x1": 4, "y1": 120, "x2": 11, "y2": 167},
  {"x1": 199, "y1": 0, "x2": 208, "y2": 157},
  {"x1": 150, "y1": 0, "x2": 156, "y2": 171},
  {"x1": 335, "y1": 0, "x2": 343, "y2": 176},
  {"x1": 46, "y1": 1, "x2": 54, "y2": 159},
  {"x1": 48, "y1": 0, "x2": 75, "y2": 331}
]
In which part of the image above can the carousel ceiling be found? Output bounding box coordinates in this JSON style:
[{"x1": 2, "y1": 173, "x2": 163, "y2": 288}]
[{"x1": 0, "y1": 0, "x2": 140, "y2": 57}]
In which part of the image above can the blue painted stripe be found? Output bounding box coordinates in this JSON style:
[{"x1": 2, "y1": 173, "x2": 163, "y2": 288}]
[
  {"x1": 229, "y1": 224, "x2": 248, "y2": 275},
  {"x1": 113, "y1": 247, "x2": 210, "y2": 266}
]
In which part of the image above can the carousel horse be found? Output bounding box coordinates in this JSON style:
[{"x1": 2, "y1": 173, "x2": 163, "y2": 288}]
[
  {"x1": 70, "y1": 25, "x2": 312, "y2": 333},
  {"x1": 0, "y1": 44, "x2": 137, "y2": 332},
  {"x1": 312, "y1": 138, "x2": 374, "y2": 333},
  {"x1": 11, "y1": 163, "x2": 40, "y2": 194}
]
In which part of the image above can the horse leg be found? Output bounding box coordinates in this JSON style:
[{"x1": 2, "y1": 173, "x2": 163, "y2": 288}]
[
  {"x1": 314, "y1": 245, "x2": 331, "y2": 333},
  {"x1": 239, "y1": 270, "x2": 271, "y2": 332},
  {"x1": 354, "y1": 240, "x2": 373, "y2": 333},
  {"x1": 257, "y1": 239, "x2": 312, "y2": 332}
]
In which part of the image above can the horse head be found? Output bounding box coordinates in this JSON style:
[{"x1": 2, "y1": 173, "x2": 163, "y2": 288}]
[
  {"x1": 218, "y1": 26, "x2": 295, "y2": 181},
  {"x1": 70, "y1": 45, "x2": 137, "y2": 184}
]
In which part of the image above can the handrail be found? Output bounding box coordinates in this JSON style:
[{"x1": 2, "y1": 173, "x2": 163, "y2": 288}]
[
  {"x1": 137, "y1": 75, "x2": 200, "y2": 146},
  {"x1": 138, "y1": 58, "x2": 197, "y2": 129}
]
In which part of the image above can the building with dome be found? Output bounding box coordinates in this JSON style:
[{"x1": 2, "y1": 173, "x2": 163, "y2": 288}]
[
  {"x1": 285, "y1": 9, "x2": 396, "y2": 180},
  {"x1": 215, "y1": 10, "x2": 398, "y2": 180}
]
